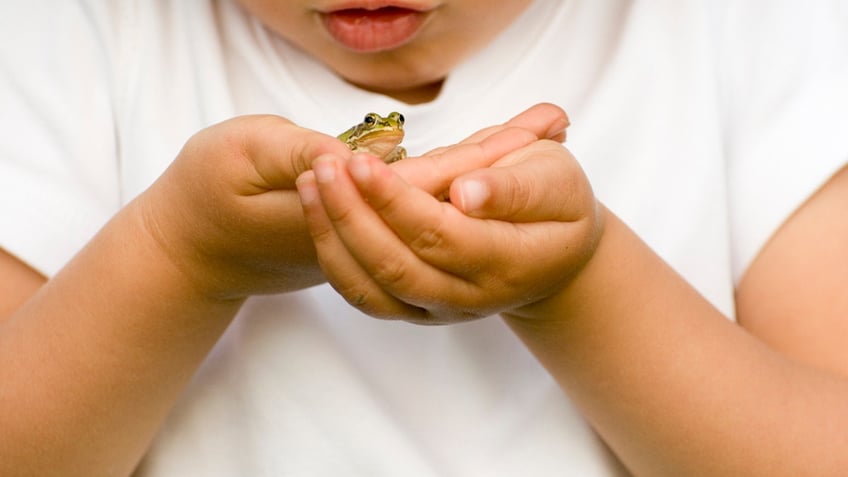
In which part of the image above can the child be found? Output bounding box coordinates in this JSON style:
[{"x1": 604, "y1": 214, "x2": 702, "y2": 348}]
[{"x1": 1, "y1": 1, "x2": 846, "y2": 475}]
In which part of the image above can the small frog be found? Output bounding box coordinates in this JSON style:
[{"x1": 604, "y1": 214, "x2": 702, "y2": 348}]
[{"x1": 338, "y1": 112, "x2": 407, "y2": 163}]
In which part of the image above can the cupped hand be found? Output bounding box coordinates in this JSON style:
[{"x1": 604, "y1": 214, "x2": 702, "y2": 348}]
[
  {"x1": 296, "y1": 104, "x2": 602, "y2": 324},
  {"x1": 139, "y1": 115, "x2": 352, "y2": 300}
]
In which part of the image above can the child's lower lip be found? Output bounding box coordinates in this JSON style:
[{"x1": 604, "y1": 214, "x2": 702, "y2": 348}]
[{"x1": 321, "y1": 7, "x2": 428, "y2": 53}]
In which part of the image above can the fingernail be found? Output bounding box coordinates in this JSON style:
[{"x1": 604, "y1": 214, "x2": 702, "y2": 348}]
[
  {"x1": 458, "y1": 179, "x2": 489, "y2": 213},
  {"x1": 547, "y1": 117, "x2": 570, "y2": 142},
  {"x1": 348, "y1": 154, "x2": 371, "y2": 183},
  {"x1": 313, "y1": 155, "x2": 336, "y2": 184},
  {"x1": 296, "y1": 173, "x2": 319, "y2": 205}
]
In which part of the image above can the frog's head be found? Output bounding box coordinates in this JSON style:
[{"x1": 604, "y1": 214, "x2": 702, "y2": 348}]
[
  {"x1": 339, "y1": 112, "x2": 405, "y2": 160},
  {"x1": 365, "y1": 112, "x2": 405, "y2": 133}
]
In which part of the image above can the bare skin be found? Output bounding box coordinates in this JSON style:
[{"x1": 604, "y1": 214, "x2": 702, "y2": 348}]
[
  {"x1": 235, "y1": 0, "x2": 533, "y2": 103},
  {"x1": 0, "y1": 106, "x2": 566, "y2": 476},
  {"x1": 296, "y1": 125, "x2": 848, "y2": 476},
  {"x1": 2, "y1": 1, "x2": 845, "y2": 475},
  {"x1": 0, "y1": 253, "x2": 43, "y2": 319}
]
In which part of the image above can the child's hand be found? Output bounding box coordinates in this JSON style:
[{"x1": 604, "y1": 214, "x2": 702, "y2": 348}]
[
  {"x1": 296, "y1": 105, "x2": 601, "y2": 323},
  {"x1": 138, "y1": 115, "x2": 352, "y2": 299}
]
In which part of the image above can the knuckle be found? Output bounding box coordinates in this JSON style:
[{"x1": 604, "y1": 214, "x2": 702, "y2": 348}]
[
  {"x1": 408, "y1": 222, "x2": 447, "y2": 256},
  {"x1": 308, "y1": 221, "x2": 337, "y2": 248},
  {"x1": 502, "y1": 173, "x2": 534, "y2": 219},
  {"x1": 323, "y1": 198, "x2": 357, "y2": 226},
  {"x1": 369, "y1": 252, "x2": 409, "y2": 288},
  {"x1": 367, "y1": 186, "x2": 405, "y2": 217}
]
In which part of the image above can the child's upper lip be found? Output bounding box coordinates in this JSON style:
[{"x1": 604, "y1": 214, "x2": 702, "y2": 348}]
[{"x1": 318, "y1": 1, "x2": 436, "y2": 13}]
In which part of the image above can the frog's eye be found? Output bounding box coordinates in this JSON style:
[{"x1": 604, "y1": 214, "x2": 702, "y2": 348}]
[
  {"x1": 363, "y1": 114, "x2": 376, "y2": 124},
  {"x1": 397, "y1": 114, "x2": 405, "y2": 125}
]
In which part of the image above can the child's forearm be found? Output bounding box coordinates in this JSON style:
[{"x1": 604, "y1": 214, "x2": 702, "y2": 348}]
[
  {"x1": 0, "y1": 116, "x2": 342, "y2": 476},
  {"x1": 504, "y1": 208, "x2": 848, "y2": 476},
  {"x1": 0, "y1": 200, "x2": 244, "y2": 476}
]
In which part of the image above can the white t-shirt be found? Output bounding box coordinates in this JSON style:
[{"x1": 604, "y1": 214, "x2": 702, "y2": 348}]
[{"x1": 1, "y1": 1, "x2": 846, "y2": 475}]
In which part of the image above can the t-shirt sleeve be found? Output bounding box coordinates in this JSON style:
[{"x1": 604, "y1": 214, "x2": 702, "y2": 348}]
[
  {"x1": 0, "y1": 2, "x2": 122, "y2": 276},
  {"x1": 722, "y1": 2, "x2": 848, "y2": 283}
]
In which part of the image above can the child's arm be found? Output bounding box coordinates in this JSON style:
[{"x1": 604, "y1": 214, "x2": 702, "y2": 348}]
[
  {"x1": 503, "y1": 167, "x2": 848, "y2": 476},
  {"x1": 0, "y1": 115, "x2": 348, "y2": 476},
  {"x1": 0, "y1": 195, "x2": 244, "y2": 477},
  {"x1": 299, "y1": 108, "x2": 848, "y2": 475},
  {"x1": 504, "y1": 183, "x2": 848, "y2": 476}
]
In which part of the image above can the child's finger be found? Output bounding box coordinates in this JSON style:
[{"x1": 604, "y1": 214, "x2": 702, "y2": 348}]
[
  {"x1": 449, "y1": 142, "x2": 595, "y2": 223},
  {"x1": 499, "y1": 102, "x2": 569, "y2": 143},
  {"x1": 392, "y1": 127, "x2": 539, "y2": 196},
  {"x1": 419, "y1": 102, "x2": 569, "y2": 152},
  {"x1": 342, "y1": 153, "x2": 589, "y2": 315},
  {"x1": 306, "y1": 152, "x2": 594, "y2": 321},
  {"x1": 348, "y1": 154, "x2": 497, "y2": 270},
  {"x1": 305, "y1": 153, "x2": 483, "y2": 310},
  {"x1": 296, "y1": 165, "x2": 428, "y2": 321},
  {"x1": 234, "y1": 115, "x2": 351, "y2": 190}
]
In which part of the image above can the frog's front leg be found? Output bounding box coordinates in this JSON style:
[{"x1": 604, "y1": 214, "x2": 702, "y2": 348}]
[{"x1": 384, "y1": 146, "x2": 407, "y2": 164}]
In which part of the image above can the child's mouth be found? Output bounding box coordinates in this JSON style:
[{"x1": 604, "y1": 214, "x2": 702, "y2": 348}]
[{"x1": 321, "y1": 6, "x2": 430, "y2": 53}]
